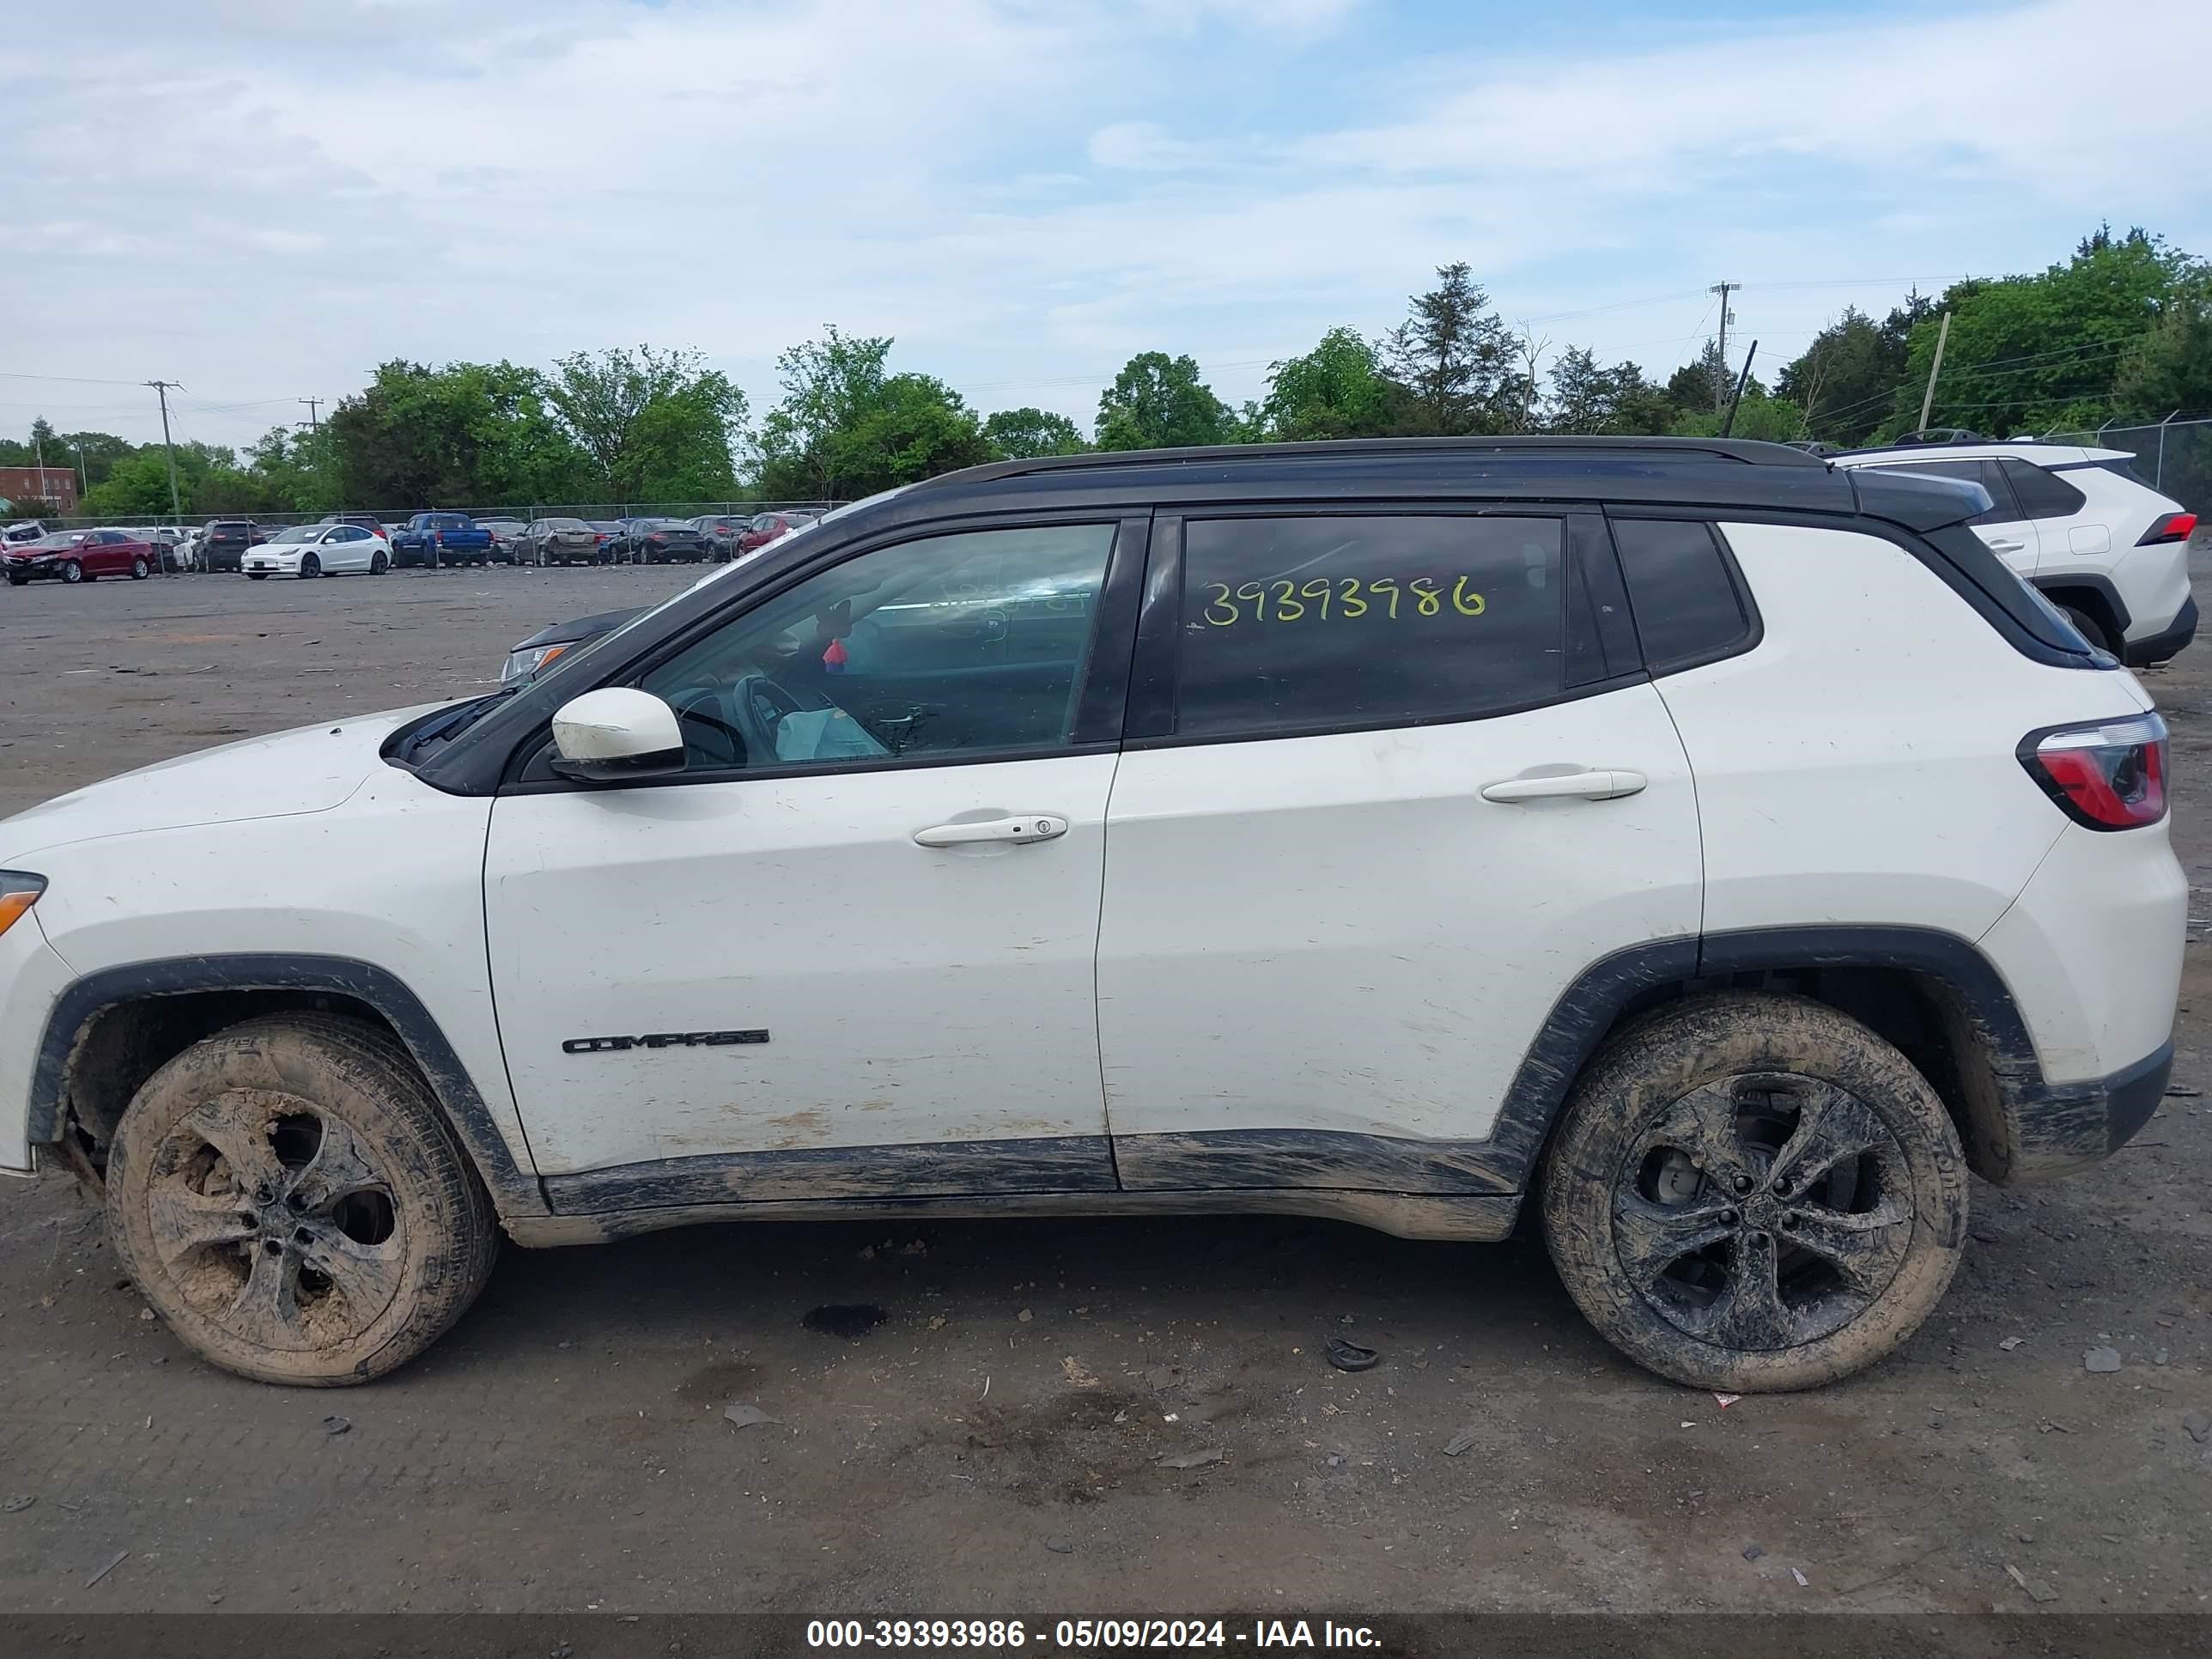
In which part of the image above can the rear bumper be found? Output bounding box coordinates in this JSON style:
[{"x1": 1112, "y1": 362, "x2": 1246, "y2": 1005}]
[
  {"x1": 2124, "y1": 593, "x2": 2197, "y2": 665},
  {"x1": 2005, "y1": 1041, "x2": 2172, "y2": 1181}
]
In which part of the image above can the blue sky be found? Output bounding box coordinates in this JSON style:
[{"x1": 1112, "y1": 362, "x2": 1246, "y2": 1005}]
[{"x1": 3, "y1": 0, "x2": 2208, "y2": 453}]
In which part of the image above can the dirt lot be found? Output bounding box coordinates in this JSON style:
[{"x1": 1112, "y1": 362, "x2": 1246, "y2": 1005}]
[{"x1": 0, "y1": 560, "x2": 2208, "y2": 1620}]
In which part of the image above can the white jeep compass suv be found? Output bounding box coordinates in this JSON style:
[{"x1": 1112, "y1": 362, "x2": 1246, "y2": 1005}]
[
  {"x1": 1834, "y1": 431, "x2": 2198, "y2": 665},
  {"x1": 0, "y1": 438, "x2": 2184, "y2": 1392}
]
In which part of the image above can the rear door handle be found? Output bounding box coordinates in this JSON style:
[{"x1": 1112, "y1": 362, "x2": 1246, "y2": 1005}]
[
  {"x1": 1480, "y1": 769, "x2": 1648, "y2": 804},
  {"x1": 914, "y1": 815, "x2": 1069, "y2": 848}
]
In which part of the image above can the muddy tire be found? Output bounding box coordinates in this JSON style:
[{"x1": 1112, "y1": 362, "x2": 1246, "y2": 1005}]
[
  {"x1": 106, "y1": 1014, "x2": 498, "y2": 1386},
  {"x1": 1541, "y1": 993, "x2": 1967, "y2": 1392}
]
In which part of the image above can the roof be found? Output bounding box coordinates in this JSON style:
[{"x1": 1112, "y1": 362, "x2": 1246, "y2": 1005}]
[{"x1": 837, "y1": 434, "x2": 1984, "y2": 535}]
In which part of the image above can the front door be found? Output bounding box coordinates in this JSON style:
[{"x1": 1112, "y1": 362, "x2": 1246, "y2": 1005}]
[
  {"x1": 1097, "y1": 509, "x2": 1704, "y2": 1192},
  {"x1": 484, "y1": 517, "x2": 1139, "y2": 1205}
]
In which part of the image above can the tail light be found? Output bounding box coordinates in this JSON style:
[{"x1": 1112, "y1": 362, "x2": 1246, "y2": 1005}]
[
  {"x1": 2137, "y1": 512, "x2": 2197, "y2": 546},
  {"x1": 2020, "y1": 712, "x2": 2167, "y2": 830}
]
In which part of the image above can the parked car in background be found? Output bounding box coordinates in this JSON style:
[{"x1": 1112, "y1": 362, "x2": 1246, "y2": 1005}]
[
  {"x1": 242, "y1": 522, "x2": 391, "y2": 580},
  {"x1": 198, "y1": 520, "x2": 263, "y2": 573},
  {"x1": 690, "y1": 514, "x2": 749, "y2": 561},
  {"x1": 4, "y1": 527, "x2": 155, "y2": 585},
  {"x1": 516, "y1": 519, "x2": 599, "y2": 566},
  {"x1": 390, "y1": 512, "x2": 494, "y2": 569},
  {"x1": 499, "y1": 605, "x2": 644, "y2": 682},
  {"x1": 616, "y1": 518, "x2": 712, "y2": 564},
  {"x1": 736, "y1": 508, "x2": 823, "y2": 556},
  {"x1": 1834, "y1": 433, "x2": 2197, "y2": 665},
  {"x1": 586, "y1": 521, "x2": 623, "y2": 562},
  {"x1": 475, "y1": 518, "x2": 527, "y2": 563},
  {"x1": 3, "y1": 521, "x2": 54, "y2": 550}
]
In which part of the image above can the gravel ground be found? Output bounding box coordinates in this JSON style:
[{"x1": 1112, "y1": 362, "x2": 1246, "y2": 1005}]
[{"x1": 0, "y1": 559, "x2": 2208, "y2": 1618}]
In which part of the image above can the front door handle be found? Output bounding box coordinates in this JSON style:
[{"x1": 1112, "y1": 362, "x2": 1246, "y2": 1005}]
[
  {"x1": 1985, "y1": 538, "x2": 2027, "y2": 553},
  {"x1": 914, "y1": 815, "x2": 1069, "y2": 848},
  {"x1": 1480, "y1": 769, "x2": 1648, "y2": 804}
]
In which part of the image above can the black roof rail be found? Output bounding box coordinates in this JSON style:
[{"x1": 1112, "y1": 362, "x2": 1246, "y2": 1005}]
[
  {"x1": 920, "y1": 434, "x2": 1830, "y2": 493},
  {"x1": 1890, "y1": 428, "x2": 1988, "y2": 447}
]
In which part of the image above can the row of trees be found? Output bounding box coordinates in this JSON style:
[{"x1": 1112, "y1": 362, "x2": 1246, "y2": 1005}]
[{"x1": 7, "y1": 227, "x2": 2207, "y2": 521}]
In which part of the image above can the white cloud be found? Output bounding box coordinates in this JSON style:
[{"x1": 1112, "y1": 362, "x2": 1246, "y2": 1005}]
[{"x1": 0, "y1": 0, "x2": 2204, "y2": 451}]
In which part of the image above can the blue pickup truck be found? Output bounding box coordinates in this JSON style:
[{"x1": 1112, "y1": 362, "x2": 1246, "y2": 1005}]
[{"x1": 389, "y1": 511, "x2": 494, "y2": 569}]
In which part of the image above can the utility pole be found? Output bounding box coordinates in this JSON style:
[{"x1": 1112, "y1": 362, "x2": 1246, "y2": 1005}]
[
  {"x1": 145, "y1": 380, "x2": 184, "y2": 520},
  {"x1": 298, "y1": 397, "x2": 321, "y2": 432},
  {"x1": 33, "y1": 430, "x2": 49, "y2": 510},
  {"x1": 1917, "y1": 311, "x2": 1953, "y2": 433},
  {"x1": 1710, "y1": 282, "x2": 1736, "y2": 410},
  {"x1": 76, "y1": 437, "x2": 88, "y2": 499}
]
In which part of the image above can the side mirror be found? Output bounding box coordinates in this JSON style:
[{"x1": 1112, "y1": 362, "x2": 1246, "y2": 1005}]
[{"x1": 550, "y1": 688, "x2": 686, "y2": 782}]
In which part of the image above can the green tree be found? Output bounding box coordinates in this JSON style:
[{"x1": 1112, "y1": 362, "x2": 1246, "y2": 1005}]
[
  {"x1": 753, "y1": 327, "x2": 896, "y2": 499},
  {"x1": 1777, "y1": 298, "x2": 1932, "y2": 447},
  {"x1": 1258, "y1": 326, "x2": 1399, "y2": 440},
  {"x1": 1094, "y1": 352, "x2": 1232, "y2": 451},
  {"x1": 833, "y1": 374, "x2": 994, "y2": 494},
  {"x1": 545, "y1": 345, "x2": 746, "y2": 502},
  {"x1": 2113, "y1": 270, "x2": 2212, "y2": 419},
  {"x1": 1379, "y1": 263, "x2": 1513, "y2": 434},
  {"x1": 1881, "y1": 229, "x2": 2190, "y2": 439},
  {"x1": 983, "y1": 406, "x2": 1087, "y2": 459},
  {"x1": 325, "y1": 360, "x2": 588, "y2": 509},
  {"x1": 1669, "y1": 391, "x2": 1808, "y2": 443},
  {"x1": 755, "y1": 331, "x2": 994, "y2": 498},
  {"x1": 1541, "y1": 349, "x2": 1676, "y2": 435},
  {"x1": 241, "y1": 424, "x2": 341, "y2": 514}
]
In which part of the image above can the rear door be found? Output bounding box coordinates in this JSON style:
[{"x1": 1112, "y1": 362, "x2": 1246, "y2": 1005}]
[
  {"x1": 1096, "y1": 507, "x2": 1703, "y2": 1194},
  {"x1": 91, "y1": 531, "x2": 134, "y2": 574}
]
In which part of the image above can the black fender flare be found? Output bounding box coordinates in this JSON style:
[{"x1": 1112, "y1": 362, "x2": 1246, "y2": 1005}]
[{"x1": 29, "y1": 954, "x2": 544, "y2": 1215}]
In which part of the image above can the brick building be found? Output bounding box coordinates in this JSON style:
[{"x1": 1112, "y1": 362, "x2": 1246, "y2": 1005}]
[{"x1": 0, "y1": 465, "x2": 80, "y2": 514}]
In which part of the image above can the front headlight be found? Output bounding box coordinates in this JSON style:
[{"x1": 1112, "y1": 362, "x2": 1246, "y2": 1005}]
[
  {"x1": 501, "y1": 643, "x2": 571, "y2": 684},
  {"x1": 0, "y1": 872, "x2": 46, "y2": 940}
]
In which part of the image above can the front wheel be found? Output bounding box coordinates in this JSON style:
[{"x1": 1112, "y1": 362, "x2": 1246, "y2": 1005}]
[
  {"x1": 1541, "y1": 992, "x2": 1967, "y2": 1393},
  {"x1": 106, "y1": 1015, "x2": 498, "y2": 1386},
  {"x1": 301, "y1": 553, "x2": 321, "y2": 579},
  {"x1": 59, "y1": 559, "x2": 83, "y2": 585}
]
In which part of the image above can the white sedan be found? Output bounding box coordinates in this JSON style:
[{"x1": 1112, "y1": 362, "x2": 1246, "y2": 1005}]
[{"x1": 242, "y1": 523, "x2": 391, "y2": 579}]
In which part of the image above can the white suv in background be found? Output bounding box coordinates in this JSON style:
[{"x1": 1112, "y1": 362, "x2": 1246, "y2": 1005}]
[
  {"x1": 1835, "y1": 434, "x2": 2197, "y2": 665},
  {"x1": 0, "y1": 438, "x2": 2184, "y2": 1395}
]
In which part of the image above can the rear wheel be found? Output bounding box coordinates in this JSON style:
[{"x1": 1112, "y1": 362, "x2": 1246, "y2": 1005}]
[
  {"x1": 370, "y1": 550, "x2": 387, "y2": 574},
  {"x1": 2061, "y1": 605, "x2": 2115, "y2": 653},
  {"x1": 1541, "y1": 992, "x2": 1967, "y2": 1392},
  {"x1": 130, "y1": 556, "x2": 150, "y2": 580},
  {"x1": 106, "y1": 1015, "x2": 498, "y2": 1386}
]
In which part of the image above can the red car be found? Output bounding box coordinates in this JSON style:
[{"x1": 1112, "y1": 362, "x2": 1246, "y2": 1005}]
[
  {"x1": 4, "y1": 527, "x2": 158, "y2": 586},
  {"x1": 735, "y1": 509, "x2": 823, "y2": 557}
]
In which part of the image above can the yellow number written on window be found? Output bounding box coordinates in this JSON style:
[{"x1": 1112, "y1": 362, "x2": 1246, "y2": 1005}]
[{"x1": 1198, "y1": 575, "x2": 1486, "y2": 626}]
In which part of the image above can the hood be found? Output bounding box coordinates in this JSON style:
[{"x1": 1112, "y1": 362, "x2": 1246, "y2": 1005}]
[{"x1": 0, "y1": 705, "x2": 444, "y2": 864}]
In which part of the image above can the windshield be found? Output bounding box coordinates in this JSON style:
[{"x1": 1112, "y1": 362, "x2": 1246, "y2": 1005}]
[
  {"x1": 266, "y1": 526, "x2": 317, "y2": 544},
  {"x1": 529, "y1": 489, "x2": 908, "y2": 689}
]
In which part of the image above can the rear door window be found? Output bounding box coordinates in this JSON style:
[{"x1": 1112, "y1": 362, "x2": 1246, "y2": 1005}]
[
  {"x1": 1171, "y1": 514, "x2": 1566, "y2": 738},
  {"x1": 2001, "y1": 458, "x2": 2088, "y2": 519},
  {"x1": 1869, "y1": 459, "x2": 2021, "y2": 526}
]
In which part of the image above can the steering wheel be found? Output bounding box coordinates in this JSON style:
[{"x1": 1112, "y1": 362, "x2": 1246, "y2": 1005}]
[{"x1": 730, "y1": 673, "x2": 830, "y2": 763}]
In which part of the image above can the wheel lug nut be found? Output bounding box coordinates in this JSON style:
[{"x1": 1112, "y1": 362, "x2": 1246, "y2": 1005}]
[
  {"x1": 1773, "y1": 1177, "x2": 1792, "y2": 1196},
  {"x1": 1782, "y1": 1212, "x2": 1801, "y2": 1231},
  {"x1": 1720, "y1": 1209, "x2": 1740, "y2": 1226},
  {"x1": 1730, "y1": 1174, "x2": 1753, "y2": 1194}
]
